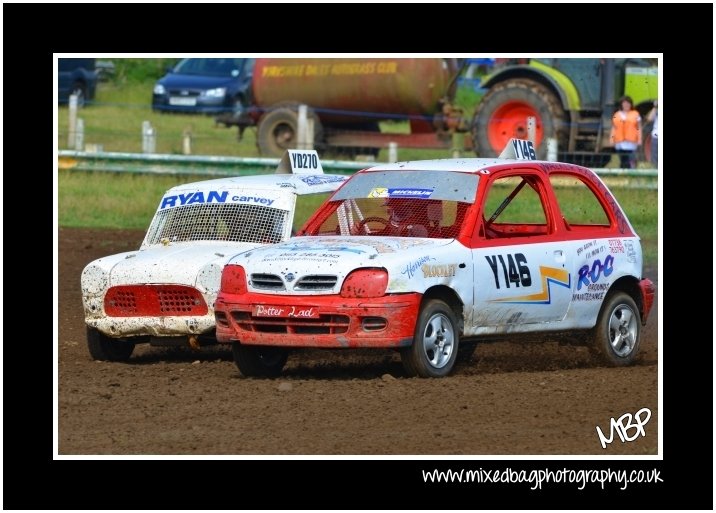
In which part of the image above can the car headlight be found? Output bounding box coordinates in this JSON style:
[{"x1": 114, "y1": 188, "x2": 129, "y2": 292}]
[
  {"x1": 81, "y1": 264, "x2": 108, "y2": 296},
  {"x1": 202, "y1": 87, "x2": 226, "y2": 98},
  {"x1": 221, "y1": 265, "x2": 247, "y2": 295},
  {"x1": 197, "y1": 262, "x2": 223, "y2": 294},
  {"x1": 153, "y1": 83, "x2": 166, "y2": 95},
  {"x1": 340, "y1": 268, "x2": 388, "y2": 298}
]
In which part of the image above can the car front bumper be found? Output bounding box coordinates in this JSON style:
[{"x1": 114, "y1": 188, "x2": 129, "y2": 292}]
[
  {"x1": 214, "y1": 292, "x2": 422, "y2": 348},
  {"x1": 85, "y1": 315, "x2": 216, "y2": 338},
  {"x1": 638, "y1": 278, "x2": 656, "y2": 324},
  {"x1": 152, "y1": 94, "x2": 233, "y2": 114}
]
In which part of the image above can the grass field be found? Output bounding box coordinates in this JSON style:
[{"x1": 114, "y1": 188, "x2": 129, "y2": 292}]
[
  {"x1": 58, "y1": 81, "x2": 483, "y2": 162},
  {"x1": 58, "y1": 169, "x2": 657, "y2": 265}
]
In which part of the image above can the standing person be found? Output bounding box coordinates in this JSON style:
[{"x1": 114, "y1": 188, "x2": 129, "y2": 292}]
[
  {"x1": 610, "y1": 96, "x2": 642, "y2": 169},
  {"x1": 646, "y1": 100, "x2": 658, "y2": 167}
]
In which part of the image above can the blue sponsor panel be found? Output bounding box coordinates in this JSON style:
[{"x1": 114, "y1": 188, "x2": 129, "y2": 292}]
[
  {"x1": 160, "y1": 191, "x2": 276, "y2": 209},
  {"x1": 300, "y1": 175, "x2": 347, "y2": 186}
]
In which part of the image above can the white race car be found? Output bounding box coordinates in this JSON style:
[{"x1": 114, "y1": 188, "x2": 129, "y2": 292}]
[
  {"x1": 81, "y1": 151, "x2": 347, "y2": 361},
  {"x1": 215, "y1": 139, "x2": 655, "y2": 377}
]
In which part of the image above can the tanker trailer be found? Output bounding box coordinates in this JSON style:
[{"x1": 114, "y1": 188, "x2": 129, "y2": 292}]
[{"x1": 217, "y1": 58, "x2": 467, "y2": 157}]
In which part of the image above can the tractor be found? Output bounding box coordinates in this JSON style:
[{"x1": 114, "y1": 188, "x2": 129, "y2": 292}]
[{"x1": 471, "y1": 58, "x2": 658, "y2": 166}]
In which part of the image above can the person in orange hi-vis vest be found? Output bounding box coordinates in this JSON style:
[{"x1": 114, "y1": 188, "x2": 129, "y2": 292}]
[{"x1": 610, "y1": 95, "x2": 642, "y2": 169}]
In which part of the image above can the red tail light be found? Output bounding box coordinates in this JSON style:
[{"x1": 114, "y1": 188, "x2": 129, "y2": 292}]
[
  {"x1": 221, "y1": 265, "x2": 248, "y2": 295},
  {"x1": 340, "y1": 268, "x2": 388, "y2": 298}
]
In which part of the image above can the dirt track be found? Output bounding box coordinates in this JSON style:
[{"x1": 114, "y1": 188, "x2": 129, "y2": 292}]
[{"x1": 59, "y1": 227, "x2": 658, "y2": 455}]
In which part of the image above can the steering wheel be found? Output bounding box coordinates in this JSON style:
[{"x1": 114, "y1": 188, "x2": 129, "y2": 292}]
[{"x1": 356, "y1": 216, "x2": 390, "y2": 234}]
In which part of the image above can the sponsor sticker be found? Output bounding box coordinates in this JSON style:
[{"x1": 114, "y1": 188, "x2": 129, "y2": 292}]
[
  {"x1": 388, "y1": 188, "x2": 433, "y2": 198},
  {"x1": 300, "y1": 175, "x2": 346, "y2": 186},
  {"x1": 252, "y1": 305, "x2": 320, "y2": 319},
  {"x1": 160, "y1": 191, "x2": 275, "y2": 209},
  {"x1": 367, "y1": 187, "x2": 434, "y2": 199},
  {"x1": 367, "y1": 187, "x2": 389, "y2": 198}
]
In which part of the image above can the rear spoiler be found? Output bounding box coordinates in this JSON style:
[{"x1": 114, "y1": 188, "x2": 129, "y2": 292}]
[{"x1": 275, "y1": 149, "x2": 324, "y2": 174}]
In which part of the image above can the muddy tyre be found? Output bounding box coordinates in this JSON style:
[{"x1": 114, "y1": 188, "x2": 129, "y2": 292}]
[
  {"x1": 472, "y1": 78, "x2": 567, "y2": 159},
  {"x1": 232, "y1": 343, "x2": 288, "y2": 377},
  {"x1": 593, "y1": 292, "x2": 641, "y2": 366},
  {"x1": 87, "y1": 327, "x2": 135, "y2": 362},
  {"x1": 401, "y1": 299, "x2": 459, "y2": 378},
  {"x1": 257, "y1": 107, "x2": 323, "y2": 157}
]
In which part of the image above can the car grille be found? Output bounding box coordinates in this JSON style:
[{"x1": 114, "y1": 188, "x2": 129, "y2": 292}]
[
  {"x1": 250, "y1": 274, "x2": 285, "y2": 290},
  {"x1": 167, "y1": 89, "x2": 201, "y2": 97},
  {"x1": 104, "y1": 285, "x2": 208, "y2": 317},
  {"x1": 294, "y1": 275, "x2": 338, "y2": 290},
  {"x1": 230, "y1": 311, "x2": 349, "y2": 335}
]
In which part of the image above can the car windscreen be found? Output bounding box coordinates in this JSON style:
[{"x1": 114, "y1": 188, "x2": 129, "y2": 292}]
[
  {"x1": 307, "y1": 171, "x2": 478, "y2": 239},
  {"x1": 173, "y1": 58, "x2": 243, "y2": 77},
  {"x1": 144, "y1": 203, "x2": 288, "y2": 245},
  {"x1": 331, "y1": 170, "x2": 478, "y2": 203}
]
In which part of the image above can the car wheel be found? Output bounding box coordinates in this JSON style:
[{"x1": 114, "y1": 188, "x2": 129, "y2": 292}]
[
  {"x1": 593, "y1": 291, "x2": 641, "y2": 366},
  {"x1": 71, "y1": 81, "x2": 87, "y2": 108},
  {"x1": 401, "y1": 299, "x2": 459, "y2": 378},
  {"x1": 232, "y1": 343, "x2": 288, "y2": 377},
  {"x1": 86, "y1": 327, "x2": 135, "y2": 362}
]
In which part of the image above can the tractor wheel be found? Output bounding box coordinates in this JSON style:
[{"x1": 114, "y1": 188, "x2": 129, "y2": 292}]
[
  {"x1": 256, "y1": 107, "x2": 323, "y2": 157},
  {"x1": 472, "y1": 78, "x2": 567, "y2": 159}
]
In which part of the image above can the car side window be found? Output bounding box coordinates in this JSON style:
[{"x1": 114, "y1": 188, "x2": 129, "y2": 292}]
[
  {"x1": 549, "y1": 173, "x2": 610, "y2": 229},
  {"x1": 293, "y1": 193, "x2": 331, "y2": 233},
  {"x1": 481, "y1": 173, "x2": 550, "y2": 239}
]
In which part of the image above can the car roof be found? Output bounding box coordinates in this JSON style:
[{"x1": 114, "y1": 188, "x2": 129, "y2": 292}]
[
  {"x1": 363, "y1": 158, "x2": 569, "y2": 174},
  {"x1": 165, "y1": 173, "x2": 348, "y2": 196}
]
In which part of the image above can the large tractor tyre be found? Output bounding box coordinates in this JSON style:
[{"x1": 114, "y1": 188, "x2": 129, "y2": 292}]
[
  {"x1": 472, "y1": 78, "x2": 567, "y2": 159},
  {"x1": 256, "y1": 107, "x2": 323, "y2": 157},
  {"x1": 400, "y1": 299, "x2": 459, "y2": 378},
  {"x1": 592, "y1": 291, "x2": 642, "y2": 366},
  {"x1": 232, "y1": 343, "x2": 289, "y2": 378},
  {"x1": 87, "y1": 327, "x2": 135, "y2": 362}
]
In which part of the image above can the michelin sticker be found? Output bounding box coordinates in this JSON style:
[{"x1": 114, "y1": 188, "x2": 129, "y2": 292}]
[{"x1": 367, "y1": 188, "x2": 433, "y2": 199}]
